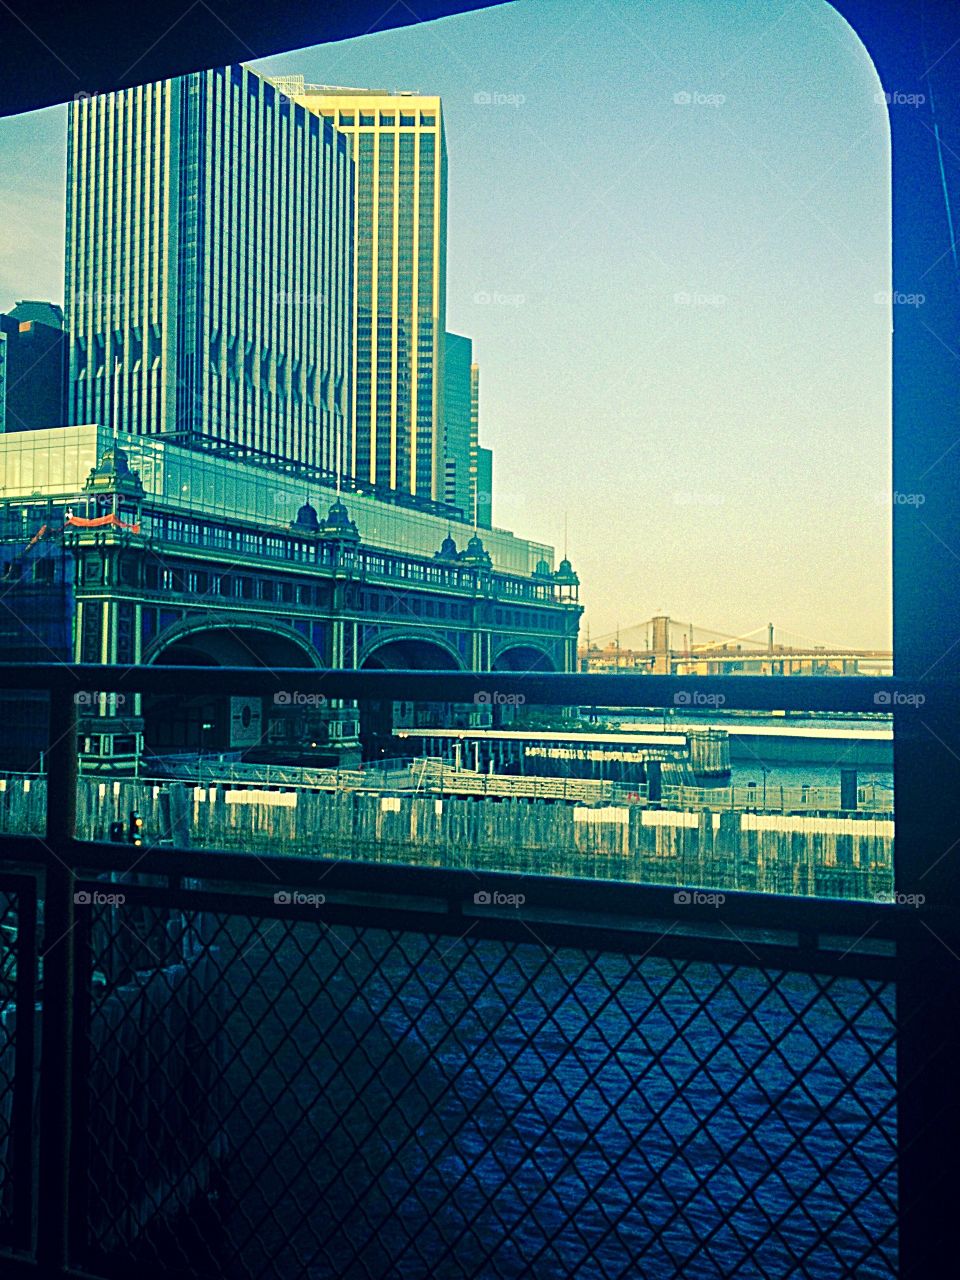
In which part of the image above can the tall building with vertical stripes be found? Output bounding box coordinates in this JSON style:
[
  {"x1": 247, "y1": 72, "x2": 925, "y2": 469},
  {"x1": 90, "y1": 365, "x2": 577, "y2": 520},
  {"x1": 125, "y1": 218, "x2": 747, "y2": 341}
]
[
  {"x1": 65, "y1": 65, "x2": 353, "y2": 476},
  {"x1": 289, "y1": 83, "x2": 447, "y2": 503},
  {"x1": 443, "y1": 330, "x2": 472, "y2": 516}
]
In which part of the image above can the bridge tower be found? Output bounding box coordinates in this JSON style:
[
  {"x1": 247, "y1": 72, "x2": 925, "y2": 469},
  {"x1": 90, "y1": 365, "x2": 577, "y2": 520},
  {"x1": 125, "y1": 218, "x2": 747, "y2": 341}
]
[{"x1": 651, "y1": 614, "x2": 671, "y2": 674}]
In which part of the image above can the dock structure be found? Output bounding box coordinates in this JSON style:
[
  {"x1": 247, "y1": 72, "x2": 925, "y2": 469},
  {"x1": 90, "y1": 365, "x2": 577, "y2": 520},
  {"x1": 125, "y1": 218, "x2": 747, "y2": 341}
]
[
  {"x1": 394, "y1": 725, "x2": 732, "y2": 781},
  {"x1": 0, "y1": 773, "x2": 892, "y2": 903}
]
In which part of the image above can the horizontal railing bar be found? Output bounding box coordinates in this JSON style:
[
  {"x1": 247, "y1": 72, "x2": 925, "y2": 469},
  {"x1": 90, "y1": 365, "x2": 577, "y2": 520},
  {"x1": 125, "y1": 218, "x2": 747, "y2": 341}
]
[
  {"x1": 0, "y1": 663, "x2": 938, "y2": 713},
  {"x1": 0, "y1": 832, "x2": 922, "y2": 940},
  {"x1": 69, "y1": 875, "x2": 899, "y2": 980}
]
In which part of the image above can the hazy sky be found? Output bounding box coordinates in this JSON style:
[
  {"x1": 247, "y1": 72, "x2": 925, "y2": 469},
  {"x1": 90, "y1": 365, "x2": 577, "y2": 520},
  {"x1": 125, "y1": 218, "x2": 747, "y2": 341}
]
[{"x1": 0, "y1": 0, "x2": 892, "y2": 648}]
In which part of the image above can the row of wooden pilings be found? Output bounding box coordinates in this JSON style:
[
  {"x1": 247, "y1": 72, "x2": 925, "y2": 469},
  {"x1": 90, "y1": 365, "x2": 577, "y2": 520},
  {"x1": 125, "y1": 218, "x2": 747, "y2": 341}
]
[{"x1": 0, "y1": 774, "x2": 893, "y2": 901}]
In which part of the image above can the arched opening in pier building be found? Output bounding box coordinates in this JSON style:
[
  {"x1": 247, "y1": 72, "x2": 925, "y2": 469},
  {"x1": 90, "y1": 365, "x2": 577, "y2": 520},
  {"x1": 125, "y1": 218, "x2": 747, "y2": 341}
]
[
  {"x1": 359, "y1": 637, "x2": 463, "y2": 671},
  {"x1": 141, "y1": 624, "x2": 326, "y2": 763},
  {"x1": 492, "y1": 645, "x2": 555, "y2": 673},
  {"x1": 359, "y1": 635, "x2": 463, "y2": 757}
]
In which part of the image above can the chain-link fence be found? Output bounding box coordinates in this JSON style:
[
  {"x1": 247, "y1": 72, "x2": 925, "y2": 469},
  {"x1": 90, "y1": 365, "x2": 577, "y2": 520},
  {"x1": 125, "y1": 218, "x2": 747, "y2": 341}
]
[{"x1": 67, "y1": 884, "x2": 898, "y2": 1279}]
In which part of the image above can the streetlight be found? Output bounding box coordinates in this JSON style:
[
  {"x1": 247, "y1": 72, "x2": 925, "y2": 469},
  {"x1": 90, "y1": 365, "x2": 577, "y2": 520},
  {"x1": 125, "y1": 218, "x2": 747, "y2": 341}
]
[
  {"x1": 199, "y1": 721, "x2": 213, "y2": 788},
  {"x1": 759, "y1": 764, "x2": 771, "y2": 810}
]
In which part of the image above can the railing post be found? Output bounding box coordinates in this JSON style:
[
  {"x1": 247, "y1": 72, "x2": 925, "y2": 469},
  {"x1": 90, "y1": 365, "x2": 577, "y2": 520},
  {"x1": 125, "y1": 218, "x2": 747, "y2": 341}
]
[{"x1": 37, "y1": 688, "x2": 78, "y2": 1273}]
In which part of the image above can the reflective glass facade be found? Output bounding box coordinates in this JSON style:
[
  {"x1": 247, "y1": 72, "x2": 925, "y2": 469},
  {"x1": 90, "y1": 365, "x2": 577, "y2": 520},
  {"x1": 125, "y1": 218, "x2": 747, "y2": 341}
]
[
  {"x1": 65, "y1": 66, "x2": 353, "y2": 477},
  {"x1": 477, "y1": 446, "x2": 493, "y2": 530},
  {"x1": 443, "y1": 331, "x2": 472, "y2": 516},
  {"x1": 293, "y1": 89, "x2": 447, "y2": 503},
  {"x1": 0, "y1": 426, "x2": 551, "y2": 576}
]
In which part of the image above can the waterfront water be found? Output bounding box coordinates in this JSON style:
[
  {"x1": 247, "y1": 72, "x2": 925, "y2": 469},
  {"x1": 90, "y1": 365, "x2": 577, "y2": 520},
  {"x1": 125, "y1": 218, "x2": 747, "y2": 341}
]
[
  {"x1": 728, "y1": 761, "x2": 892, "y2": 794},
  {"x1": 606, "y1": 712, "x2": 895, "y2": 799},
  {"x1": 210, "y1": 922, "x2": 897, "y2": 1279}
]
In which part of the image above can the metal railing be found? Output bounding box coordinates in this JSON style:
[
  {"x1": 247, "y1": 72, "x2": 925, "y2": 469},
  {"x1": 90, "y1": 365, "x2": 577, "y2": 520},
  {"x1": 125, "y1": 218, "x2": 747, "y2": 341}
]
[{"x1": 0, "y1": 664, "x2": 953, "y2": 1278}]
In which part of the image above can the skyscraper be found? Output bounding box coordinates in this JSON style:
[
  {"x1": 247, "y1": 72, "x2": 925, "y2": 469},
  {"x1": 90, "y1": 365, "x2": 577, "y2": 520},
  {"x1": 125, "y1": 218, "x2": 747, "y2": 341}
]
[
  {"x1": 65, "y1": 66, "x2": 353, "y2": 476},
  {"x1": 0, "y1": 301, "x2": 66, "y2": 432},
  {"x1": 443, "y1": 331, "x2": 472, "y2": 516},
  {"x1": 470, "y1": 359, "x2": 481, "y2": 522},
  {"x1": 476, "y1": 446, "x2": 493, "y2": 530},
  {"x1": 291, "y1": 83, "x2": 448, "y2": 503}
]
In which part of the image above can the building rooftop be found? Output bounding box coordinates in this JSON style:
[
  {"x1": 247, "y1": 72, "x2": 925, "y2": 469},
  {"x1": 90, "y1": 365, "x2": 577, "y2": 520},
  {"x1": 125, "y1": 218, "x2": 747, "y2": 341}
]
[
  {"x1": 6, "y1": 299, "x2": 64, "y2": 330},
  {"x1": 0, "y1": 425, "x2": 553, "y2": 576}
]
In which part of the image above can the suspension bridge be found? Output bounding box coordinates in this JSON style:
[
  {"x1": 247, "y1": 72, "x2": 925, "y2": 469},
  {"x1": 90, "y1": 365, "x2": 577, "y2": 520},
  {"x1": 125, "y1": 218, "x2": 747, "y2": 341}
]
[{"x1": 579, "y1": 615, "x2": 892, "y2": 676}]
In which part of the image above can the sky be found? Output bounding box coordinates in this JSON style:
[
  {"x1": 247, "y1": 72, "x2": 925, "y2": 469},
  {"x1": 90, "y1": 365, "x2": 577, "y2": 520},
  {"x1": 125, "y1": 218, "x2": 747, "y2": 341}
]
[{"x1": 0, "y1": 0, "x2": 892, "y2": 649}]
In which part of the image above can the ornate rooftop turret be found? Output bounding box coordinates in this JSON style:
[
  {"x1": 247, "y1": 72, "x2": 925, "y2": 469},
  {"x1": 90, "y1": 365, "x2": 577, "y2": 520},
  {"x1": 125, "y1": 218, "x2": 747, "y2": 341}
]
[
  {"x1": 318, "y1": 497, "x2": 360, "y2": 543},
  {"x1": 554, "y1": 556, "x2": 580, "y2": 602},
  {"x1": 84, "y1": 445, "x2": 144, "y2": 497},
  {"x1": 435, "y1": 533, "x2": 459, "y2": 561},
  {"x1": 459, "y1": 532, "x2": 492, "y2": 569},
  {"x1": 533, "y1": 558, "x2": 553, "y2": 578},
  {"x1": 291, "y1": 499, "x2": 321, "y2": 532}
]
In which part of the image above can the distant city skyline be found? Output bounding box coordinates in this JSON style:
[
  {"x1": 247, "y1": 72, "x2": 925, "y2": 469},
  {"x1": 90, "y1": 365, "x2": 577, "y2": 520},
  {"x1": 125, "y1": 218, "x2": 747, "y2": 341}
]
[{"x1": 0, "y1": 0, "x2": 892, "y2": 648}]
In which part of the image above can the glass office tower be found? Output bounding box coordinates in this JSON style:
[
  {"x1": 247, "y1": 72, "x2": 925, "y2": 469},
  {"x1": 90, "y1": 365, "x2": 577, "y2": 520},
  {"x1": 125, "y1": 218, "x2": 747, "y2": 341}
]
[
  {"x1": 65, "y1": 66, "x2": 353, "y2": 477},
  {"x1": 443, "y1": 331, "x2": 472, "y2": 516},
  {"x1": 291, "y1": 84, "x2": 448, "y2": 503}
]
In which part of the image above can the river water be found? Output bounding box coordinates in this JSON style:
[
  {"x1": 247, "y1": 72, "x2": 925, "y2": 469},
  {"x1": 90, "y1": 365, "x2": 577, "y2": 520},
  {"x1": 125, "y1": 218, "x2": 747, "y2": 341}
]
[
  {"x1": 206, "y1": 922, "x2": 898, "y2": 1279},
  {"x1": 604, "y1": 713, "x2": 895, "y2": 798}
]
